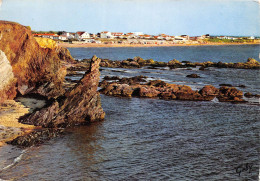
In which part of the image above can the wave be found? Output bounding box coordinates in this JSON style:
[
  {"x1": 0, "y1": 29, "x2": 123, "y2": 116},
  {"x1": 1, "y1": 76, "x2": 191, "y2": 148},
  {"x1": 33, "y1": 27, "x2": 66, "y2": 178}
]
[{"x1": 0, "y1": 149, "x2": 27, "y2": 171}]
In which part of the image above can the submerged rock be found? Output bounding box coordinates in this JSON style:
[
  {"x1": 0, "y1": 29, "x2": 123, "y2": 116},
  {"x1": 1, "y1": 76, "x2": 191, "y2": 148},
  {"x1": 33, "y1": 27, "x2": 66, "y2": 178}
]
[
  {"x1": 186, "y1": 74, "x2": 201, "y2": 78},
  {"x1": 244, "y1": 92, "x2": 260, "y2": 98},
  {"x1": 8, "y1": 128, "x2": 64, "y2": 147}
]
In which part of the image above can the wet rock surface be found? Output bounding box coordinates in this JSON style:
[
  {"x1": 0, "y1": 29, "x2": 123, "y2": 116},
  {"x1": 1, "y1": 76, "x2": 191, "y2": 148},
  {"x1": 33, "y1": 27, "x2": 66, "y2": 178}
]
[
  {"x1": 7, "y1": 128, "x2": 64, "y2": 147},
  {"x1": 99, "y1": 76, "x2": 246, "y2": 102},
  {"x1": 186, "y1": 74, "x2": 201, "y2": 78},
  {"x1": 96, "y1": 57, "x2": 260, "y2": 70}
]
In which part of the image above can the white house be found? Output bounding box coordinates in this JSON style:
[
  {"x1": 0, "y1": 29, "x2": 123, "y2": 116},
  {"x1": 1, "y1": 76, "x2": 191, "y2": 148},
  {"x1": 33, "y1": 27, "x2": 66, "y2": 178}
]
[
  {"x1": 131, "y1": 32, "x2": 144, "y2": 36},
  {"x1": 174, "y1": 36, "x2": 187, "y2": 41},
  {"x1": 59, "y1": 35, "x2": 68, "y2": 41},
  {"x1": 100, "y1": 31, "x2": 112, "y2": 39},
  {"x1": 75, "y1": 31, "x2": 90, "y2": 40},
  {"x1": 62, "y1": 32, "x2": 75, "y2": 39}
]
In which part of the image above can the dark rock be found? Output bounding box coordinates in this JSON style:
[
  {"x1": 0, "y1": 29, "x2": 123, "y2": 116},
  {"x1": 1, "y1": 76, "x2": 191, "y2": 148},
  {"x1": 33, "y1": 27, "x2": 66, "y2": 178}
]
[
  {"x1": 186, "y1": 74, "x2": 201, "y2": 78},
  {"x1": 237, "y1": 85, "x2": 246, "y2": 88},
  {"x1": 219, "y1": 84, "x2": 233, "y2": 87},
  {"x1": 244, "y1": 92, "x2": 253, "y2": 98},
  {"x1": 103, "y1": 76, "x2": 120, "y2": 80},
  {"x1": 99, "y1": 76, "x2": 245, "y2": 103},
  {"x1": 244, "y1": 92, "x2": 260, "y2": 98},
  {"x1": 8, "y1": 128, "x2": 64, "y2": 147},
  {"x1": 218, "y1": 86, "x2": 244, "y2": 102},
  {"x1": 147, "y1": 80, "x2": 167, "y2": 87},
  {"x1": 199, "y1": 66, "x2": 205, "y2": 70}
]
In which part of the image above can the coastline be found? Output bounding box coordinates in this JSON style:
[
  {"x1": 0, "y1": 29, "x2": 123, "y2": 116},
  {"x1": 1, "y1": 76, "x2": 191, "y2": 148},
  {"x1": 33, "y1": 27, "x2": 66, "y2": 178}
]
[
  {"x1": 58, "y1": 42, "x2": 260, "y2": 48},
  {"x1": 0, "y1": 101, "x2": 36, "y2": 147}
]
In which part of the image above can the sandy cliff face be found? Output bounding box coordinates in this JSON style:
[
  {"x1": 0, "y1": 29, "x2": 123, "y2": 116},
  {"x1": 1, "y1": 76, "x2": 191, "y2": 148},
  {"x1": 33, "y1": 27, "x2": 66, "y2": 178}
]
[{"x1": 0, "y1": 21, "x2": 67, "y2": 101}]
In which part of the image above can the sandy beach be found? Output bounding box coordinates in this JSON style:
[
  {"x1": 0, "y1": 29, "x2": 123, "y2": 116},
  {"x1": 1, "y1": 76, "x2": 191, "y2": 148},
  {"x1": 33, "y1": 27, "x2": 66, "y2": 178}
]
[
  {"x1": 0, "y1": 100, "x2": 41, "y2": 147},
  {"x1": 58, "y1": 42, "x2": 260, "y2": 48}
]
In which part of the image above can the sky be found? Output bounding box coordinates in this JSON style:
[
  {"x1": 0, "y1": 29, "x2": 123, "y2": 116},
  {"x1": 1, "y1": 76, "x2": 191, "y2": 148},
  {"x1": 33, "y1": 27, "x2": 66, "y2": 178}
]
[{"x1": 0, "y1": 0, "x2": 259, "y2": 36}]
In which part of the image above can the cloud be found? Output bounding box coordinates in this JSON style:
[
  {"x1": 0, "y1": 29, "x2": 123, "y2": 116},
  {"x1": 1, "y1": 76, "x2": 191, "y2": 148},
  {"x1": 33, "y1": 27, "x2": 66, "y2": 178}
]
[{"x1": 0, "y1": 0, "x2": 2, "y2": 7}]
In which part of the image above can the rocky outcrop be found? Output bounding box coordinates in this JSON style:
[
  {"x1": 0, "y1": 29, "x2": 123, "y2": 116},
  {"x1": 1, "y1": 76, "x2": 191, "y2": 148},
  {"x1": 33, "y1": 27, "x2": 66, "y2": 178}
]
[
  {"x1": 217, "y1": 87, "x2": 244, "y2": 102},
  {"x1": 80, "y1": 56, "x2": 260, "y2": 70},
  {"x1": 100, "y1": 76, "x2": 245, "y2": 102},
  {"x1": 0, "y1": 21, "x2": 105, "y2": 147},
  {"x1": 0, "y1": 21, "x2": 74, "y2": 102},
  {"x1": 20, "y1": 56, "x2": 105, "y2": 128}
]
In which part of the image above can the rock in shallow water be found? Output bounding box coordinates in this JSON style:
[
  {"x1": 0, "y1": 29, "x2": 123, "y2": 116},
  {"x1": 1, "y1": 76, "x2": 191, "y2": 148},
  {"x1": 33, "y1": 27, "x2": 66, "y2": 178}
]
[
  {"x1": 20, "y1": 56, "x2": 105, "y2": 128},
  {"x1": 100, "y1": 76, "x2": 246, "y2": 103}
]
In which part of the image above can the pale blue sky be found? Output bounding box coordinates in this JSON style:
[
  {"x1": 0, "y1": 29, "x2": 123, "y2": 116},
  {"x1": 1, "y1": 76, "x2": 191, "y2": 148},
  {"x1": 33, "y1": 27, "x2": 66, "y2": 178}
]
[{"x1": 0, "y1": 0, "x2": 259, "y2": 36}]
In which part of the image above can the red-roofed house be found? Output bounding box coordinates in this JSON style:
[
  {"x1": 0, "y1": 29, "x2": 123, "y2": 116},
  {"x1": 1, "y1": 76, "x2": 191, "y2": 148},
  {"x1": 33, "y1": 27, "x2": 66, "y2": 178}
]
[
  {"x1": 75, "y1": 31, "x2": 90, "y2": 40},
  {"x1": 111, "y1": 32, "x2": 124, "y2": 38}
]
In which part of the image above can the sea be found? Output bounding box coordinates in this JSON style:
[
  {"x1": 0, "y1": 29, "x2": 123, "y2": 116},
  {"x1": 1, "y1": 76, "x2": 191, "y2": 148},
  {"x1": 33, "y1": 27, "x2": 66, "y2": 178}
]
[{"x1": 0, "y1": 45, "x2": 259, "y2": 181}]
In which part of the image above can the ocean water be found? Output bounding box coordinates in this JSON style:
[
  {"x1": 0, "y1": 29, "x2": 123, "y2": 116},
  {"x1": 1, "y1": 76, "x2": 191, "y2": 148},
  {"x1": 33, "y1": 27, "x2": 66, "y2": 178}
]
[
  {"x1": 0, "y1": 46, "x2": 259, "y2": 180},
  {"x1": 68, "y1": 45, "x2": 260, "y2": 63}
]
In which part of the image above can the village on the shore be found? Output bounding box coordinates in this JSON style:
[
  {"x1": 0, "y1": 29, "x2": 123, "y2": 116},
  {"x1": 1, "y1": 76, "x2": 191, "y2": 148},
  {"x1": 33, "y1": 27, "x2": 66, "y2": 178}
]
[{"x1": 33, "y1": 31, "x2": 259, "y2": 45}]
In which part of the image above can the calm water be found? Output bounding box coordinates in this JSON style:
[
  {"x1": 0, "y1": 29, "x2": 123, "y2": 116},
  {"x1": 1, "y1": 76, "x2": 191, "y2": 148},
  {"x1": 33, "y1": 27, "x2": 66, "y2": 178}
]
[
  {"x1": 0, "y1": 46, "x2": 259, "y2": 180},
  {"x1": 68, "y1": 45, "x2": 260, "y2": 62}
]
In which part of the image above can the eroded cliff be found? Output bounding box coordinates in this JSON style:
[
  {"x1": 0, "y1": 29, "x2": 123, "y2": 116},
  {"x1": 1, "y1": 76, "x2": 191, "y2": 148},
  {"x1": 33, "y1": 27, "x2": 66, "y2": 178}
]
[{"x1": 0, "y1": 21, "x2": 69, "y2": 101}]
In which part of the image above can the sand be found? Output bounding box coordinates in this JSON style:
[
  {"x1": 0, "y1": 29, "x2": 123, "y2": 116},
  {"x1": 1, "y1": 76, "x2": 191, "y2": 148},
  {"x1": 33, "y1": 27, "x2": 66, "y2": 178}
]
[
  {"x1": 58, "y1": 42, "x2": 259, "y2": 48},
  {"x1": 0, "y1": 100, "x2": 37, "y2": 147}
]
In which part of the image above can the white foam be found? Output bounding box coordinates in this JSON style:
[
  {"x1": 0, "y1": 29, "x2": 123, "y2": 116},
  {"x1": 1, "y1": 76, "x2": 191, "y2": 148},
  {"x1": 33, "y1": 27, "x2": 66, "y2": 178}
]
[
  {"x1": 1, "y1": 149, "x2": 27, "y2": 171},
  {"x1": 211, "y1": 97, "x2": 219, "y2": 103}
]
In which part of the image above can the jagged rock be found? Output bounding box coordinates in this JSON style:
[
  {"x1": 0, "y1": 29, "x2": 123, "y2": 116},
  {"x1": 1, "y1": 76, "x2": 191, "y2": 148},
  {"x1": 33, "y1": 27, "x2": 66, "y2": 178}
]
[
  {"x1": 218, "y1": 86, "x2": 244, "y2": 102},
  {"x1": 58, "y1": 47, "x2": 76, "y2": 63},
  {"x1": 20, "y1": 56, "x2": 105, "y2": 128}
]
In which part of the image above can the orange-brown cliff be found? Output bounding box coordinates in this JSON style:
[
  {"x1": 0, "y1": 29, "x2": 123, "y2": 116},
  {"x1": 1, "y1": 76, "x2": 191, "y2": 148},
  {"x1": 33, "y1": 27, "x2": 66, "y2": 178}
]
[
  {"x1": 0, "y1": 21, "x2": 74, "y2": 102},
  {"x1": 0, "y1": 21, "x2": 105, "y2": 132}
]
